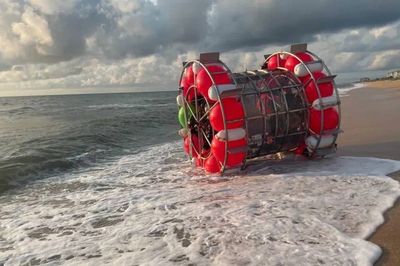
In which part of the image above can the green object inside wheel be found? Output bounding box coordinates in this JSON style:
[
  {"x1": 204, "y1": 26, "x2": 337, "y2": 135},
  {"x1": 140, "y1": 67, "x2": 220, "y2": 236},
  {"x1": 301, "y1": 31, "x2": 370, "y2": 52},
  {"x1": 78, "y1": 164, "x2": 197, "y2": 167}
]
[{"x1": 178, "y1": 104, "x2": 195, "y2": 128}]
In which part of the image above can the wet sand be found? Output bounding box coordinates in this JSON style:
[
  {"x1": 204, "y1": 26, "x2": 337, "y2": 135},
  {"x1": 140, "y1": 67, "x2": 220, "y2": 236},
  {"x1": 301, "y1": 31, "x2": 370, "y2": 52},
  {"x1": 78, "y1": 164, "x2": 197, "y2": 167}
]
[{"x1": 337, "y1": 86, "x2": 400, "y2": 266}]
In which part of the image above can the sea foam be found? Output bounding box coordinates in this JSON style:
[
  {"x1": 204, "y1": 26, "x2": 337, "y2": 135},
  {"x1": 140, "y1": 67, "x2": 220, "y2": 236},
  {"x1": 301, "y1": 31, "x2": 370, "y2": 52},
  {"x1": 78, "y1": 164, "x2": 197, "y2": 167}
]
[
  {"x1": 337, "y1": 82, "x2": 366, "y2": 97},
  {"x1": 0, "y1": 142, "x2": 399, "y2": 265}
]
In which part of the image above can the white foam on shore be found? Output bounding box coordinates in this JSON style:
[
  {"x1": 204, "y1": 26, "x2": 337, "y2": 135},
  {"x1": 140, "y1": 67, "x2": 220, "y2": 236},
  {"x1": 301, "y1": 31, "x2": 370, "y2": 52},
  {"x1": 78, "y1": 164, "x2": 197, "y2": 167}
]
[
  {"x1": 337, "y1": 82, "x2": 366, "y2": 97},
  {"x1": 1, "y1": 142, "x2": 400, "y2": 266},
  {"x1": 86, "y1": 103, "x2": 173, "y2": 110}
]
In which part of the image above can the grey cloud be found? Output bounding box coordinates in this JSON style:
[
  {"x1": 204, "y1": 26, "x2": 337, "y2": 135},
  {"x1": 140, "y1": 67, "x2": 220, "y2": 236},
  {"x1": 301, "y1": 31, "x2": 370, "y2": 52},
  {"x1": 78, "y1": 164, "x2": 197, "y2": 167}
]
[
  {"x1": 44, "y1": 7, "x2": 108, "y2": 61},
  {"x1": 92, "y1": 0, "x2": 212, "y2": 59},
  {"x1": 2, "y1": 0, "x2": 400, "y2": 64},
  {"x1": 0, "y1": 0, "x2": 213, "y2": 63},
  {"x1": 0, "y1": 61, "x2": 83, "y2": 82},
  {"x1": 207, "y1": 0, "x2": 400, "y2": 51},
  {"x1": 0, "y1": 0, "x2": 106, "y2": 64},
  {"x1": 1, "y1": 0, "x2": 400, "y2": 91},
  {"x1": 368, "y1": 50, "x2": 400, "y2": 70},
  {"x1": 0, "y1": 51, "x2": 184, "y2": 88},
  {"x1": 338, "y1": 23, "x2": 400, "y2": 53}
]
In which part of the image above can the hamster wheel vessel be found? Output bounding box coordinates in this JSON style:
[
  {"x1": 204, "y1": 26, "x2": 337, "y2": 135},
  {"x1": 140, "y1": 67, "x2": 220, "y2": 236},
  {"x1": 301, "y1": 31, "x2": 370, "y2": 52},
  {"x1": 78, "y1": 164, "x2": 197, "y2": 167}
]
[{"x1": 177, "y1": 43, "x2": 341, "y2": 174}]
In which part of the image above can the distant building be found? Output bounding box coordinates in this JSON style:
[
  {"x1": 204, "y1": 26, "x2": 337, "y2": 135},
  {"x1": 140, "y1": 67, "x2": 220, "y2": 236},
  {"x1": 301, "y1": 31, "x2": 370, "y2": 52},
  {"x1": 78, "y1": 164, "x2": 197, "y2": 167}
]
[
  {"x1": 360, "y1": 77, "x2": 370, "y2": 82},
  {"x1": 387, "y1": 70, "x2": 400, "y2": 79}
]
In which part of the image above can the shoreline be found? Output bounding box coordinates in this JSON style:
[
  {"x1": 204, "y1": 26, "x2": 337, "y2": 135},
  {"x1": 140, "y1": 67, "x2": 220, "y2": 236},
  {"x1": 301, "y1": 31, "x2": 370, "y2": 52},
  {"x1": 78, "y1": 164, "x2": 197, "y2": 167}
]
[
  {"x1": 371, "y1": 171, "x2": 400, "y2": 266},
  {"x1": 363, "y1": 79, "x2": 400, "y2": 89},
  {"x1": 337, "y1": 85, "x2": 400, "y2": 265}
]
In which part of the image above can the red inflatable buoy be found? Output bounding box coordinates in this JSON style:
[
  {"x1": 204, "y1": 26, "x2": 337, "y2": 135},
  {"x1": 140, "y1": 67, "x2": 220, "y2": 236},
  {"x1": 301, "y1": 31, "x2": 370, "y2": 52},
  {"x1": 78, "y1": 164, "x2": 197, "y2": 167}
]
[
  {"x1": 181, "y1": 65, "x2": 196, "y2": 101},
  {"x1": 310, "y1": 108, "x2": 339, "y2": 134},
  {"x1": 284, "y1": 52, "x2": 313, "y2": 72},
  {"x1": 184, "y1": 65, "x2": 195, "y2": 84},
  {"x1": 294, "y1": 142, "x2": 307, "y2": 155},
  {"x1": 183, "y1": 134, "x2": 200, "y2": 158},
  {"x1": 180, "y1": 77, "x2": 189, "y2": 93},
  {"x1": 204, "y1": 155, "x2": 221, "y2": 173},
  {"x1": 193, "y1": 149, "x2": 211, "y2": 167},
  {"x1": 266, "y1": 54, "x2": 286, "y2": 71},
  {"x1": 304, "y1": 72, "x2": 334, "y2": 103},
  {"x1": 211, "y1": 136, "x2": 247, "y2": 167},
  {"x1": 194, "y1": 157, "x2": 203, "y2": 167},
  {"x1": 210, "y1": 98, "x2": 244, "y2": 132},
  {"x1": 196, "y1": 65, "x2": 231, "y2": 102}
]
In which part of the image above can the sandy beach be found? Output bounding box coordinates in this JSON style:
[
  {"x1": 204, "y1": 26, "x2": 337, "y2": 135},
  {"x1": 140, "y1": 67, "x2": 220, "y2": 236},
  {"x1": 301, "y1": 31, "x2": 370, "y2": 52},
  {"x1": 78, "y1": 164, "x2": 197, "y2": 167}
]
[
  {"x1": 337, "y1": 84, "x2": 400, "y2": 265},
  {"x1": 363, "y1": 79, "x2": 400, "y2": 90}
]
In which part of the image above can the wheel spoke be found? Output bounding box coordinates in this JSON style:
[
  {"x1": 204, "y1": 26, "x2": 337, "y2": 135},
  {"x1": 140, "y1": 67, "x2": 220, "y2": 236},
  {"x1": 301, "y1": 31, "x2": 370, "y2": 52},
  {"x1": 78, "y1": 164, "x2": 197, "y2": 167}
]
[
  {"x1": 194, "y1": 89, "x2": 200, "y2": 122},
  {"x1": 187, "y1": 104, "x2": 199, "y2": 123},
  {"x1": 201, "y1": 129, "x2": 212, "y2": 147},
  {"x1": 199, "y1": 101, "x2": 218, "y2": 122},
  {"x1": 183, "y1": 83, "x2": 216, "y2": 162}
]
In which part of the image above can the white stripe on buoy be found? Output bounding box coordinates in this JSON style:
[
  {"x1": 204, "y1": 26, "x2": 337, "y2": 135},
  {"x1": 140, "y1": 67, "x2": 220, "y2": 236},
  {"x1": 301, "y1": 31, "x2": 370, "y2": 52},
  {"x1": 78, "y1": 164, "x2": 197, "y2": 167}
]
[
  {"x1": 294, "y1": 61, "x2": 323, "y2": 77},
  {"x1": 312, "y1": 95, "x2": 338, "y2": 110},
  {"x1": 178, "y1": 128, "x2": 188, "y2": 138},
  {"x1": 176, "y1": 95, "x2": 184, "y2": 106},
  {"x1": 192, "y1": 62, "x2": 201, "y2": 75},
  {"x1": 208, "y1": 84, "x2": 237, "y2": 101},
  {"x1": 306, "y1": 135, "x2": 335, "y2": 149},
  {"x1": 216, "y1": 128, "x2": 246, "y2": 141}
]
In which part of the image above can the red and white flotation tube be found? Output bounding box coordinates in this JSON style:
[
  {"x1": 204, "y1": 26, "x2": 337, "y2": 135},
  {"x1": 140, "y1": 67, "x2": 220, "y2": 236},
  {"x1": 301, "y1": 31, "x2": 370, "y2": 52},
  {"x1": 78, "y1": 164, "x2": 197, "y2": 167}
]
[{"x1": 265, "y1": 51, "x2": 340, "y2": 153}]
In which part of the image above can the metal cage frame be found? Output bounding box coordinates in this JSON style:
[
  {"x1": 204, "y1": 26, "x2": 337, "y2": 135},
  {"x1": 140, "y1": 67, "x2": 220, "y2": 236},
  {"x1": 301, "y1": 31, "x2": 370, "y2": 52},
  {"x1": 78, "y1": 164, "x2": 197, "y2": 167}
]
[
  {"x1": 178, "y1": 43, "x2": 341, "y2": 174},
  {"x1": 263, "y1": 49, "x2": 341, "y2": 155}
]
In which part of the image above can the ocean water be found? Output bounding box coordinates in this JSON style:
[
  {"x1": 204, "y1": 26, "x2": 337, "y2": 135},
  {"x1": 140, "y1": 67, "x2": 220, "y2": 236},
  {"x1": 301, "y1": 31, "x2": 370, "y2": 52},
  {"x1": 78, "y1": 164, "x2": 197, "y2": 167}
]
[
  {"x1": 1, "y1": 87, "x2": 399, "y2": 266},
  {"x1": 0, "y1": 91, "x2": 179, "y2": 192}
]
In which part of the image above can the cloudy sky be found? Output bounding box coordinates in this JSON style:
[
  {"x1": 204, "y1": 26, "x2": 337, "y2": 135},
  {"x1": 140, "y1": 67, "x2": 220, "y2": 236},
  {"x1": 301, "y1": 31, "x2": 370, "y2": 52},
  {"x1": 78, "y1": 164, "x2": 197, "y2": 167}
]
[{"x1": 1, "y1": 0, "x2": 400, "y2": 96}]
